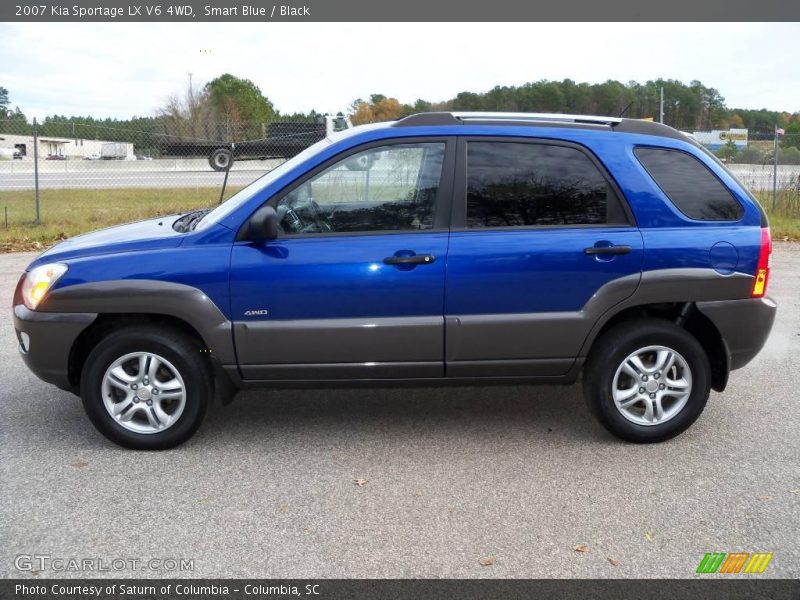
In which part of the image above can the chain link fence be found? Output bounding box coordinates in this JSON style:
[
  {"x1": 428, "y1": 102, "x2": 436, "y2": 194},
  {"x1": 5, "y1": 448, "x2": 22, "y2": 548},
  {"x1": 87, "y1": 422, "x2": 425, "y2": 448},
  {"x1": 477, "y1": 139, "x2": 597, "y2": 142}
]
[
  {"x1": 704, "y1": 130, "x2": 800, "y2": 192},
  {"x1": 0, "y1": 115, "x2": 353, "y2": 248},
  {"x1": 693, "y1": 129, "x2": 800, "y2": 231},
  {"x1": 1, "y1": 118, "x2": 798, "y2": 248}
]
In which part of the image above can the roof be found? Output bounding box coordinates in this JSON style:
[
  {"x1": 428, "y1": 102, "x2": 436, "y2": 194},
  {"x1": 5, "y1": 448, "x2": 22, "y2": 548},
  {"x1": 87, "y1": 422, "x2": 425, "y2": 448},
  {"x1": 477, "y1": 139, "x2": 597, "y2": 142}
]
[{"x1": 392, "y1": 111, "x2": 692, "y2": 143}]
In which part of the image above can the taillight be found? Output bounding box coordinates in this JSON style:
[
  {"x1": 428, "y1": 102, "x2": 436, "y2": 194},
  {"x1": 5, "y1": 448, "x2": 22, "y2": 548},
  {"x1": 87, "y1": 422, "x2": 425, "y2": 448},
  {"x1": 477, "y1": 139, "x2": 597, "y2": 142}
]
[{"x1": 752, "y1": 227, "x2": 772, "y2": 298}]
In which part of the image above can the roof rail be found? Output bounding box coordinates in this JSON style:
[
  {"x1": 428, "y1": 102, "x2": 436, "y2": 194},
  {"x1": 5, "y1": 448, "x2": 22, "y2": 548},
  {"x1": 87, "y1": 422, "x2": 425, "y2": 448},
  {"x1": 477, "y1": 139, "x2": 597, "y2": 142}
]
[
  {"x1": 393, "y1": 112, "x2": 460, "y2": 126},
  {"x1": 392, "y1": 111, "x2": 690, "y2": 143},
  {"x1": 393, "y1": 111, "x2": 622, "y2": 127},
  {"x1": 453, "y1": 112, "x2": 622, "y2": 125}
]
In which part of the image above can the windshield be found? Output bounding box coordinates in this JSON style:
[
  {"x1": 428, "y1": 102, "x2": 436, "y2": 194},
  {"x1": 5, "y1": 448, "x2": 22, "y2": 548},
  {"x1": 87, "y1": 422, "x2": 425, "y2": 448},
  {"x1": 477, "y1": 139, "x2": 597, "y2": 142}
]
[{"x1": 195, "y1": 137, "x2": 333, "y2": 231}]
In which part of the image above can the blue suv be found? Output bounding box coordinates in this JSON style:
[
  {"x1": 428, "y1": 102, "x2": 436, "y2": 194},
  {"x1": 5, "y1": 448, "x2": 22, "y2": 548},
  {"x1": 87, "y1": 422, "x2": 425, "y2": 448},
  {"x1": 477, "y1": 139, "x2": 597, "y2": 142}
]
[{"x1": 13, "y1": 112, "x2": 776, "y2": 449}]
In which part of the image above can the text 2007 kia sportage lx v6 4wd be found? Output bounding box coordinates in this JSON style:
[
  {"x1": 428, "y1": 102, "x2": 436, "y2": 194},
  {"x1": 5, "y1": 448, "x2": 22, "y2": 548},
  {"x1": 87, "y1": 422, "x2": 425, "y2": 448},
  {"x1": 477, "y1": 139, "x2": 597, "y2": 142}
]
[{"x1": 13, "y1": 112, "x2": 776, "y2": 449}]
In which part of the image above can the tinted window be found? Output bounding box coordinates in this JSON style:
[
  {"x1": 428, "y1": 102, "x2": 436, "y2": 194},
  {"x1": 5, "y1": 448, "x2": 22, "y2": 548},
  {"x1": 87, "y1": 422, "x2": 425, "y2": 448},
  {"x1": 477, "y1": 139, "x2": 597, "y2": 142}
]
[
  {"x1": 635, "y1": 148, "x2": 743, "y2": 221},
  {"x1": 276, "y1": 143, "x2": 445, "y2": 234},
  {"x1": 466, "y1": 141, "x2": 624, "y2": 228}
]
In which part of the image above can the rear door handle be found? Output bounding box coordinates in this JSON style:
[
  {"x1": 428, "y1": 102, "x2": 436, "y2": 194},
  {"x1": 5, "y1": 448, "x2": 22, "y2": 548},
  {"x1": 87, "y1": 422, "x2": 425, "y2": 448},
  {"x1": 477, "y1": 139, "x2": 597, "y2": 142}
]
[
  {"x1": 584, "y1": 245, "x2": 631, "y2": 256},
  {"x1": 383, "y1": 254, "x2": 436, "y2": 265}
]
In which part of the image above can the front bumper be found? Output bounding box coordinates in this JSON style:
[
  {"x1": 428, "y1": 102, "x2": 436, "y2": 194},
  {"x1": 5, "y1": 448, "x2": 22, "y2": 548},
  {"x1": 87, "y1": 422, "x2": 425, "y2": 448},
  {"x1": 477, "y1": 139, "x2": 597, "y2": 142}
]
[
  {"x1": 696, "y1": 296, "x2": 777, "y2": 371},
  {"x1": 13, "y1": 304, "x2": 96, "y2": 392}
]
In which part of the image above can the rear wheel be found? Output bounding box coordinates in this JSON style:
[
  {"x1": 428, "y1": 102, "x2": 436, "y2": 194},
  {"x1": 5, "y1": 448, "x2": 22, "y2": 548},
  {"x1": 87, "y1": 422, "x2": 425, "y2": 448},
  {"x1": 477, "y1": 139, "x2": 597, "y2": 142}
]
[
  {"x1": 583, "y1": 318, "x2": 711, "y2": 443},
  {"x1": 209, "y1": 148, "x2": 232, "y2": 171},
  {"x1": 80, "y1": 326, "x2": 211, "y2": 449}
]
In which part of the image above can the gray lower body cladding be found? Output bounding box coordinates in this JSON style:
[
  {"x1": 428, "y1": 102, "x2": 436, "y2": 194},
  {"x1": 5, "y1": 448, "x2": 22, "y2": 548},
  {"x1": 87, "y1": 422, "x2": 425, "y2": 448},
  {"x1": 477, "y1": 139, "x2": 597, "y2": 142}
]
[
  {"x1": 233, "y1": 268, "x2": 771, "y2": 382},
  {"x1": 13, "y1": 304, "x2": 96, "y2": 391},
  {"x1": 696, "y1": 297, "x2": 777, "y2": 370},
  {"x1": 40, "y1": 279, "x2": 237, "y2": 364},
  {"x1": 12, "y1": 268, "x2": 776, "y2": 390}
]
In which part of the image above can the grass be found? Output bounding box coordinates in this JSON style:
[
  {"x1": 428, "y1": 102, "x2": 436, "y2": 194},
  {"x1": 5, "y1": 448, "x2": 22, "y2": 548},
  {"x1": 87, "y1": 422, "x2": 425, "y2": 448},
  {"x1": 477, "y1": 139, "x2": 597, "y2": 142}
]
[
  {"x1": 0, "y1": 186, "x2": 798, "y2": 252},
  {"x1": 0, "y1": 187, "x2": 243, "y2": 252},
  {"x1": 764, "y1": 214, "x2": 800, "y2": 240},
  {"x1": 755, "y1": 190, "x2": 800, "y2": 240}
]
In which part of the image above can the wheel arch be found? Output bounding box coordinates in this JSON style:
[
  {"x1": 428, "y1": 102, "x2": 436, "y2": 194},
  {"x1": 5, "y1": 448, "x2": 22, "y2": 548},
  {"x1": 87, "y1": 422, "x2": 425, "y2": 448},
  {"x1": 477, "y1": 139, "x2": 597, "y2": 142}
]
[
  {"x1": 67, "y1": 313, "x2": 211, "y2": 390},
  {"x1": 39, "y1": 280, "x2": 237, "y2": 390},
  {"x1": 583, "y1": 302, "x2": 729, "y2": 392}
]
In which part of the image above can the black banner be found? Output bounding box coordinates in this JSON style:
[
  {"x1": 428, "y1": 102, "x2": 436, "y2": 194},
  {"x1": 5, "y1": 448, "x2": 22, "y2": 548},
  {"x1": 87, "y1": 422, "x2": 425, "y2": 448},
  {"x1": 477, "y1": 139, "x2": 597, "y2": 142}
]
[
  {"x1": 3, "y1": 579, "x2": 800, "y2": 600},
  {"x1": 3, "y1": 0, "x2": 800, "y2": 22}
]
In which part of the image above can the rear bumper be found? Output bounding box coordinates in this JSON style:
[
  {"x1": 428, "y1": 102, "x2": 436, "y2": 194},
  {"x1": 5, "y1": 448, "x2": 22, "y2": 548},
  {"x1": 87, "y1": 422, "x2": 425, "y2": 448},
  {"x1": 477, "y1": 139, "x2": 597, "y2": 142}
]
[
  {"x1": 696, "y1": 296, "x2": 777, "y2": 371},
  {"x1": 13, "y1": 304, "x2": 96, "y2": 392}
]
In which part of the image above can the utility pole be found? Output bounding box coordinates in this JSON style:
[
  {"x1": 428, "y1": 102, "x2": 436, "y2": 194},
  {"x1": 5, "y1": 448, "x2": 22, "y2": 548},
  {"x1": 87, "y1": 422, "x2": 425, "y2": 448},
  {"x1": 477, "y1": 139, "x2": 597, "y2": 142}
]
[
  {"x1": 772, "y1": 125, "x2": 779, "y2": 210},
  {"x1": 187, "y1": 72, "x2": 195, "y2": 120},
  {"x1": 659, "y1": 87, "x2": 664, "y2": 124},
  {"x1": 32, "y1": 117, "x2": 40, "y2": 225}
]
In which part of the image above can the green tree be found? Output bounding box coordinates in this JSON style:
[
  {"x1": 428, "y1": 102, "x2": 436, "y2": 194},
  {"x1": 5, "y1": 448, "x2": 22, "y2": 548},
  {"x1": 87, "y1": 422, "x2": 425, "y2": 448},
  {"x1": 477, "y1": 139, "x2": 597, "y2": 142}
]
[
  {"x1": 715, "y1": 139, "x2": 739, "y2": 161},
  {"x1": 779, "y1": 146, "x2": 800, "y2": 165},
  {"x1": 413, "y1": 99, "x2": 432, "y2": 112},
  {"x1": 205, "y1": 74, "x2": 276, "y2": 124},
  {"x1": 0, "y1": 87, "x2": 29, "y2": 127},
  {"x1": 734, "y1": 145, "x2": 766, "y2": 165},
  {"x1": 451, "y1": 91, "x2": 484, "y2": 111},
  {"x1": 782, "y1": 122, "x2": 800, "y2": 151}
]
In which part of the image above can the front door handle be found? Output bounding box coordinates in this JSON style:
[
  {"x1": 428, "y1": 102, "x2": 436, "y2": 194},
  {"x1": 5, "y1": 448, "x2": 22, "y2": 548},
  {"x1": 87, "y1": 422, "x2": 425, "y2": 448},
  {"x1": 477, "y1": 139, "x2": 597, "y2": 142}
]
[
  {"x1": 383, "y1": 254, "x2": 436, "y2": 265},
  {"x1": 584, "y1": 245, "x2": 631, "y2": 256}
]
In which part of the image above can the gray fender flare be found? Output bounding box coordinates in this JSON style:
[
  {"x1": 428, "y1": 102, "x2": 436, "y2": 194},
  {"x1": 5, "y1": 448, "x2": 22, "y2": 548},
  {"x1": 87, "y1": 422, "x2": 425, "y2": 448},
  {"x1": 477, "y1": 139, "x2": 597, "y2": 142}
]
[{"x1": 42, "y1": 280, "x2": 235, "y2": 364}]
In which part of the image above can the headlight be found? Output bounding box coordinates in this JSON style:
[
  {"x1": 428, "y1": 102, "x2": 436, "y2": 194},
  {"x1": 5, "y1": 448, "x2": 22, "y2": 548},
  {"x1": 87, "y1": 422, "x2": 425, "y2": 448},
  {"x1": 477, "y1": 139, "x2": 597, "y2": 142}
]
[{"x1": 20, "y1": 263, "x2": 68, "y2": 310}]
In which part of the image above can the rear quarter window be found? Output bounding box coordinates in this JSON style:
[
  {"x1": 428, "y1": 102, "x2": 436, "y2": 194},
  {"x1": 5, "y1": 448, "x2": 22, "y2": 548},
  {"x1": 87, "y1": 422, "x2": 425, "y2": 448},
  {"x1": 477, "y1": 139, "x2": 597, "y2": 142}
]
[{"x1": 634, "y1": 147, "x2": 744, "y2": 221}]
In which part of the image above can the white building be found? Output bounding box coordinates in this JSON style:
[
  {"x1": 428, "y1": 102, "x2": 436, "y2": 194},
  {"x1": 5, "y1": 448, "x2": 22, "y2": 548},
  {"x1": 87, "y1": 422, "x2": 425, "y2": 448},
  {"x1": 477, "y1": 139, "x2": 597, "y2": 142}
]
[
  {"x1": 692, "y1": 129, "x2": 749, "y2": 151},
  {"x1": 0, "y1": 133, "x2": 134, "y2": 159}
]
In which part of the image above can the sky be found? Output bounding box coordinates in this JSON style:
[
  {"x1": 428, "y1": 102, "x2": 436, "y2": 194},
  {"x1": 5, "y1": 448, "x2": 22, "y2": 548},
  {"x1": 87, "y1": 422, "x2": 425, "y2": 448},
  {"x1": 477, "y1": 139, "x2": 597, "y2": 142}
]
[{"x1": 2, "y1": 22, "x2": 799, "y2": 120}]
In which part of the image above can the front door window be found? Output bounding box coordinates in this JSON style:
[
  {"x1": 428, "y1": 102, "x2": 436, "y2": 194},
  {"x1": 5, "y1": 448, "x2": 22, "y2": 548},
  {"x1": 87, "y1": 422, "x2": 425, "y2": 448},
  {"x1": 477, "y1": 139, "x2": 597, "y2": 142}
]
[{"x1": 275, "y1": 143, "x2": 446, "y2": 235}]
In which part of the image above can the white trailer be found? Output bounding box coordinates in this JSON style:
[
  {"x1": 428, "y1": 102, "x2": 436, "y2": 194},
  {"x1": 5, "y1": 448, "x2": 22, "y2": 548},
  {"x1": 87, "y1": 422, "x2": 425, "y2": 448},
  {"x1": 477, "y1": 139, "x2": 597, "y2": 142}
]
[{"x1": 100, "y1": 142, "x2": 130, "y2": 160}]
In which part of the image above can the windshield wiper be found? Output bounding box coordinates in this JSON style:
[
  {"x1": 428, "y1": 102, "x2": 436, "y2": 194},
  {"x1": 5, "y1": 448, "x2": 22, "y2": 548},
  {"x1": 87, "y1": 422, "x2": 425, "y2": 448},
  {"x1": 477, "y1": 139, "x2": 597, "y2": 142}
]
[{"x1": 173, "y1": 208, "x2": 212, "y2": 233}]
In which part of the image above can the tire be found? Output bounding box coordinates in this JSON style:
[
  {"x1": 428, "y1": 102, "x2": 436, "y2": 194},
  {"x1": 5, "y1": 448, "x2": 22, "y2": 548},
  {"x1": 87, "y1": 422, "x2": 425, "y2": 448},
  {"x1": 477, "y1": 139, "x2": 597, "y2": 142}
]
[
  {"x1": 583, "y1": 318, "x2": 711, "y2": 443},
  {"x1": 209, "y1": 148, "x2": 232, "y2": 171},
  {"x1": 80, "y1": 325, "x2": 211, "y2": 450},
  {"x1": 344, "y1": 154, "x2": 375, "y2": 171}
]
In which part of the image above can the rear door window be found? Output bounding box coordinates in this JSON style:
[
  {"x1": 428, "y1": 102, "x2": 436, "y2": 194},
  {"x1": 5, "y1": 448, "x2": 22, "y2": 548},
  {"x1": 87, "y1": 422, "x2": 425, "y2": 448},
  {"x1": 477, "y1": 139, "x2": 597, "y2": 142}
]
[{"x1": 465, "y1": 141, "x2": 628, "y2": 228}]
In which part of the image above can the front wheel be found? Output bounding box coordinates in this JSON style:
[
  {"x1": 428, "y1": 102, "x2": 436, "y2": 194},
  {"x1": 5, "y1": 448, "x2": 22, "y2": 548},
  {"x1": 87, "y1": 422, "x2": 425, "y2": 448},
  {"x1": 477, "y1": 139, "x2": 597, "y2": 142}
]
[
  {"x1": 80, "y1": 326, "x2": 211, "y2": 449},
  {"x1": 583, "y1": 318, "x2": 711, "y2": 443}
]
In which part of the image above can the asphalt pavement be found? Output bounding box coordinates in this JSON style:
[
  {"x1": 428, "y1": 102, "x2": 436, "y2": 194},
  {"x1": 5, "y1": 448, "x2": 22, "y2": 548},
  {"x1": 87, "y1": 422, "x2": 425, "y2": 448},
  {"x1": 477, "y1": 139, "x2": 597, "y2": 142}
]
[{"x1": 1, "y1": 245, "x2": 798, "y2": 579}]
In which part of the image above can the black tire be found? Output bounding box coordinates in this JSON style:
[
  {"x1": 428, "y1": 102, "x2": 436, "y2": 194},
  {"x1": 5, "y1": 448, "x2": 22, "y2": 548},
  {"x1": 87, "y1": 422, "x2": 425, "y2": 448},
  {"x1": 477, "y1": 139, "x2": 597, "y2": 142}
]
[
  {"x1": 209, "y1": 148, "x2": 232, "y2": 171},
  {"x1": 583, "y1": 318, "x2": 711, "y2": 443},
  {"x1": 344, "y1": 154, "x2": 375, "y2": 171},
  {"x1": 80, "y1": 326, "x2": 211, "y2": 450}
]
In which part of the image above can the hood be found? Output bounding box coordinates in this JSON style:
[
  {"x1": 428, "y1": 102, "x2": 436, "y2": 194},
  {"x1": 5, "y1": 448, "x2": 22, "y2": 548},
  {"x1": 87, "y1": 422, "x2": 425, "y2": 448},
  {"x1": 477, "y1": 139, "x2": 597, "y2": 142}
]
[{"x1": 34, "y1": 215, "x2": 185, "y2": 264}]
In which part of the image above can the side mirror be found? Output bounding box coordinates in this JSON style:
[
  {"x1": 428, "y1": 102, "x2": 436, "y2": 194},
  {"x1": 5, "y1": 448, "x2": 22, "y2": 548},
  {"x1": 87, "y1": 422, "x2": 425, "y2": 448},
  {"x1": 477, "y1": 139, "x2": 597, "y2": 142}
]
[{"x1": 248, "y1": 205, "x2": 279, "y2": 242}]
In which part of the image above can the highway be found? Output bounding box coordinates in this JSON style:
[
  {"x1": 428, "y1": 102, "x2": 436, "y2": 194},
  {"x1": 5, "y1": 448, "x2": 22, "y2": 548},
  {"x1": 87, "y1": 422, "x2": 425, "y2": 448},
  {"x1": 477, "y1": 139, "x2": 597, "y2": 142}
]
[
  {"x1": 1, "y1": 160, "x2": 798, "y2": 192},
  {"x1": 0, "y1": 170, "x2": 266, "y2": 190}
]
